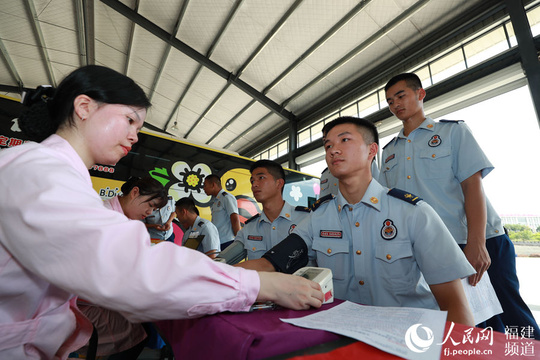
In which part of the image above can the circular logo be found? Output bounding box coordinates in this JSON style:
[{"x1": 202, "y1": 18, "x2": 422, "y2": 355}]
[
  {"x1": 405, "y1": 324, "x2": 434, "y2": 353},
  {"x1": 225, "y1": 178, "x2": 237, "y2": 191},
  {"x1": 428, "y1": 135, "x2": 442, "y2": 147},
  {"x1": 380, "y1": 219, "x2": 397, "y2": 240}
]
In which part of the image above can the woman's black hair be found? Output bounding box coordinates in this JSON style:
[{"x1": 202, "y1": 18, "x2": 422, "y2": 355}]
[
  {"x1": 120, "y1": 176, "x2": 168, "y2": 209},
  {"x1": 19, "y1": 65, "x2": 151, "y2": 142}
]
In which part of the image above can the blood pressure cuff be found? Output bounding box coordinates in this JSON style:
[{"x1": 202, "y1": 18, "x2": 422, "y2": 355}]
[
  {"x1": 216, "y1": 240, "x2": 247, "y2": 265},
  {"x1": 262, "y1": 233, "x2": 308, "y2": 274}
]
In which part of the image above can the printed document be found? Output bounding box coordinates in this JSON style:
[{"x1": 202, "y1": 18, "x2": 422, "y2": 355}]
[
  {"x1": 281, "y1": 301, "x2": 446, "y2": 360},
  {"x1": 461, "y1": 272, "x2": 503, "y2": 325}
]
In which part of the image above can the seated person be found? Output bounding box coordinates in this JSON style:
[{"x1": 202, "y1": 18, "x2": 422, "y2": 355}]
[
  {"x1": 143, "y1": 195, "x2": 177, "y2": 243},
  {"x1": 319, "y1": 162, "x2": 379, "y2": 198},
  {"x1": 78, "y1": 176, "x2": 168, "y2": 358},
  {"x1": 237, "y1": 116, "x2": 476, "y2": 326},
  {"x1": 217, "y1": 160, "x2": 311, "y2": 264},
  {"x1": 175, "y1": 197, "x2": 220, "y2": 258}
]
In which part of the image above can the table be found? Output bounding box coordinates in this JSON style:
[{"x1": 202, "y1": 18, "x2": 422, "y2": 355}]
[{"x1": 156, "y1": 300, "x2": 540, "y2": 359}]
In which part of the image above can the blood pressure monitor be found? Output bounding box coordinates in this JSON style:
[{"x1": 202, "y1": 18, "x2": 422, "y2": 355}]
[
  {"x1": 293, "y1": 267, "x2": 334, "y2": 304},
  {"x1": 248, "y1": 267, "x2": 334, "y2": 311}
]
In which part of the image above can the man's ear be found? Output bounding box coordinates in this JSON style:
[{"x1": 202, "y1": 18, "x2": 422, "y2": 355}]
[
  {"x1": 73, "y1": 94, "x2": 96, "y2": 120},
  {"x1": 368, "y1": 142, "x2": 379, "y2": 160},
  {"x1": 417, "y1": 88, "x2": 426, "y2": 102},
  {"x1": 276, "y1": 178, "x2": 285, "y2": 191}
]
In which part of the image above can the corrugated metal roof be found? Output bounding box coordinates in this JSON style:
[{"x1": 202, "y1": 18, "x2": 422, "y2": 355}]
[{"x1": 0, "y1": 0, "x2": 505, "y2": 154}]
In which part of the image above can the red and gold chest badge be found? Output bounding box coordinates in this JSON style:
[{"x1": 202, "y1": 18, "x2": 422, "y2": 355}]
[
  {"x1": 428, "y1": 135, "x2": 442, "y2": 147},
  {"x1": 381, "y1": 219, "x2": 397, "y2": 240}
]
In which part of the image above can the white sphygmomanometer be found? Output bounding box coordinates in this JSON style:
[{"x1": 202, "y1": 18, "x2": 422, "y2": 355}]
[
  {"x1": 293, "y1": 267, "x2": 334, "y2": 304},
  {"x1": 248, "y1": 267, "x2": 334, "y2": 311}
]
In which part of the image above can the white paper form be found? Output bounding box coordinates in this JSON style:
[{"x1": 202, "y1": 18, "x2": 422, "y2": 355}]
[
  {"x1": 281, "y1": 301, "x2": 446, "y2": 360},
  {"x1": 462, "y1": 272, "x2": 503, "y2": 325}
]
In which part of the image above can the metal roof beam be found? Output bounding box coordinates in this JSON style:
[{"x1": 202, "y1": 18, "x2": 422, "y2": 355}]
[
  {"x1": 238, "y1": 0, "x2": 508, "y2": 157},
  {"x1": 0, "y1": 38, "x2": 23, "y2": 89},
  {"x1": 296, "y1": 0, "x2": 508, "y2": 127},
  {"x1": 207, "y1": 99, "x2": 256, "y2": 145},
  {"x1": 181, "y1": 0, "x2": 245, "y2": 137},
  {"x1": 0, "y1": 84, "x2": 30, "y2": 94},
  {"x1": 281, "y1": 0, "x2": 430, "y2": 108},
  {"x1": 74, "y1": 0, "x2": 95, "y2": 66},
  {"x1": 123, "y1": 0, "x2": 139, "y2": 74},
  {"x1": 262, "y1": 0, "x2": 372, "y2": 96},
  {"x1": 148, "y1": 0, "x2": 189, "y2": 101},
  {"x1": 221, "y1": 0, "x2": 372, "y2": 149},
  {"x1": 23, "y1": 0, "x2": 56, "y2": 86},
  {"x1": 201, "y1": 0, "x2": 303, "y2": 143},
  {"x1": 100, "y1": 0, "x2": 295, "y2": 122}
]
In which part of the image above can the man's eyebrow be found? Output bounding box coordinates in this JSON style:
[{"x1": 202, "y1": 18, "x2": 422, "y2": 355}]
[
  {"x1": 387, "y1": 89, "x2": 405, "y2": 101},
  {"x1": 323, "y1": 130, "x2": 352, "y2": 144}
]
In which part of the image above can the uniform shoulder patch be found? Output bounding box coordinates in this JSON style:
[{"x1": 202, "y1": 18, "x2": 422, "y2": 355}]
[
  {"x1": 245, "y1": 213, "x2": 260, "y2": 224},
  {"x1": 311, "y1": 194, "x2": 334, "y2": 212},
  {"x1": 382, "y1": 137, "x2": 396, "y2": 149},
  {"x1": 222, "y1": 191, "x2": 229, "y2": 196},
  {"x1": 439, "y1": 119, "x2": 464, "y2": 124},
  {"x1": 198, "y1": 221, "x2": 205, "y2": 227},
  {"x1": 387, "y1": 188, "x2": 422, "y2": 205},
  {"x1": 295, "y1": 205, "x2": 311, "y2": 213}
]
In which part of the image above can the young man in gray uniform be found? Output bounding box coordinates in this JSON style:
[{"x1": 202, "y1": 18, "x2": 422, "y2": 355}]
[
  {"x1": 380, "y1": 72, "x2": 539, "y2": 337},
  {"x1": 203, "y1": 174, "x2": 241, "y2": 251},
  {"x1": 217, "y1": 160, "x2": 311, "y2": 264},
  {"x1": 237, "y1": 116, "x2": 475, "y2": 326},
  {"x1": 175, "y1": 197, "x2": 220, "y2": 258}
]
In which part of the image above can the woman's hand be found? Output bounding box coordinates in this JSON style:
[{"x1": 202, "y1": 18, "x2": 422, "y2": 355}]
[{"x1": 257, "y1": 272, "x2": 324, "y2": 310}]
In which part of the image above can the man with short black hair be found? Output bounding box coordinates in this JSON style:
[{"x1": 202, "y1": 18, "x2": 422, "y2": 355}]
[
  {"x1": 203, "y1": 174, "x2": 241, "y2": 251},
  {"x1": 217, "y1": 160, "x2": 310, "y2": 264},
  {"x1": 175, "y1": 197, "x2": 220, "y2": 258},
  {"x1": 380, "y1": 72, "x2": 540, "y2": 337}
]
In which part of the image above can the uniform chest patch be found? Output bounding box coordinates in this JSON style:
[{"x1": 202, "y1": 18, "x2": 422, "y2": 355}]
[
  {"x1": 385, "y1": 154, "x2": 395, "y2": 163},
  {"x1": 428, "y1": 135, "x2": 442, "y2": 147},
  {"x1": 320, "y1": 230, "x2": 342, "y2": 238},
  {"x1": 248, "y1": 235, "x2": 263, "y2": 241},
  {"x1": 289, "y1": 224, "x2": 297, "y2": 234},
  {"x1": 381, "y1": 219, "x2": 397, "y2": 240}
]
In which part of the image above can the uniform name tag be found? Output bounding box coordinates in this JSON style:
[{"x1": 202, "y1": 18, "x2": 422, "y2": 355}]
[
  {"x1": 320, "y1": 230, "x2": 342, "y2": 238},
  {"x1": 248, "y1": 235, "x2": 263, "y2": 241}
]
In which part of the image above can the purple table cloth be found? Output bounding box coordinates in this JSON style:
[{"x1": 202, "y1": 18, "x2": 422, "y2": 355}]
[{"x1": 155, "y1": 300, "x2": 344, "y2": 360}]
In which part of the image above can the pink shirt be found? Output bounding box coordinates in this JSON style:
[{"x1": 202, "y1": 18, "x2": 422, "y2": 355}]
[{"x1": 0, "y1": 135, "x2": 260, "y2": 359}]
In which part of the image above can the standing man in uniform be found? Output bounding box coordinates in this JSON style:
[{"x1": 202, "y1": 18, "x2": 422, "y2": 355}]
[
  {"x1": 217, "y1": 160, "x2": 311, "y2": 264},
  {"x1": 380, "y1": 72, "x2": 539, "y2": 337},
  {"x1": 175, "y1": 197, "x2": 220, "y2": 258},
  {"x1": 237, "y1": 117, "x2": 475, "y2": 326},
  {"x1": 203, "y1": 174, "x2": 241, "y2": 251}
]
